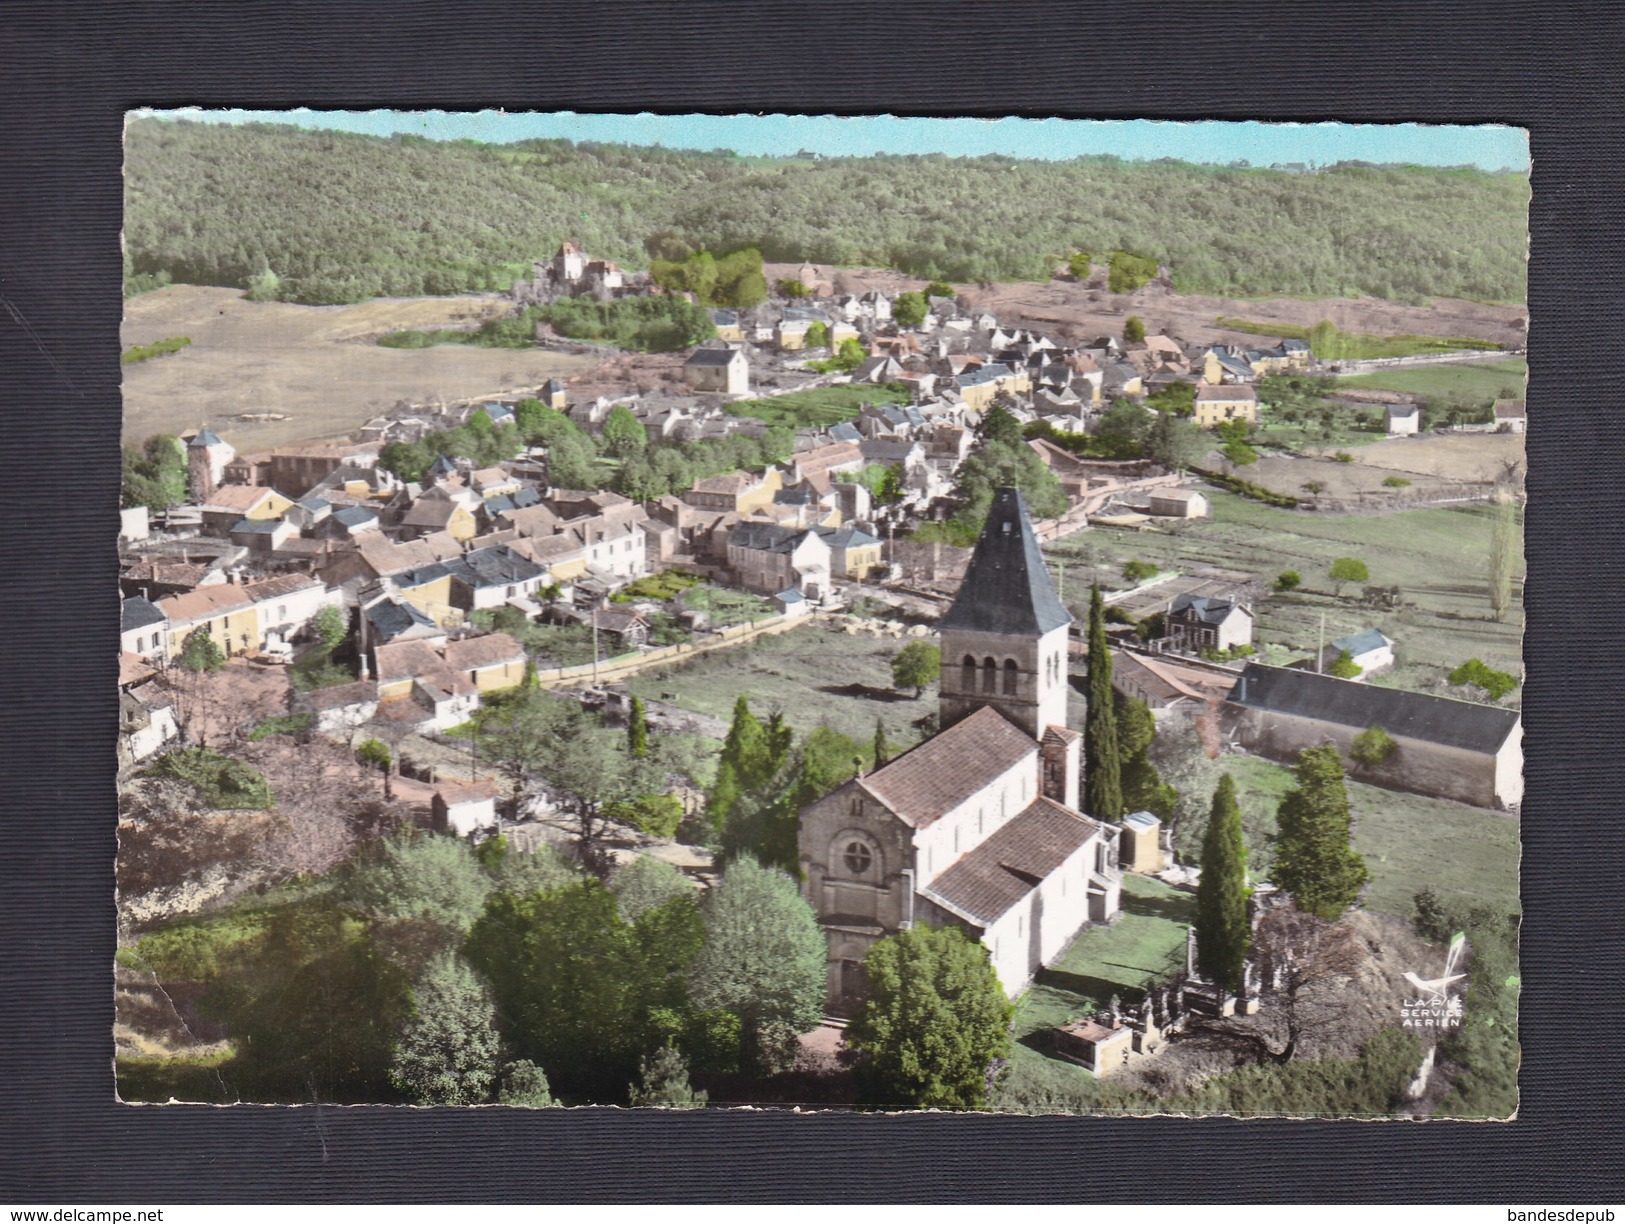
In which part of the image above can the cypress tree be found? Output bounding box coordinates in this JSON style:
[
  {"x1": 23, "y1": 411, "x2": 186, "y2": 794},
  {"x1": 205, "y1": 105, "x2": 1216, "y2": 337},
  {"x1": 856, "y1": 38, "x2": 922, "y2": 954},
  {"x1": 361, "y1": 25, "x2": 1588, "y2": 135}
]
[
  {"x1": 707, "y1": 695, "x2": 767, "y2": 833},
  {"x1": 1273, "y1": 744, "x2": 1369, "y2": 920},
  {"x1": 1195, "y1": 774, "x2": 1251, "y2": 992},
  {"x1": 1116, "y1": 692, "x2": 1175, "y2": 819},
  {"x1": 1084, "y1": 585, "x2": 1123, "y2": 820},
  {"x1": 627, "y1": 696, "x2": 648, "y2": 758},
  {"x1": 872, "y1": 719, "x2": 893, "y2": 769}
]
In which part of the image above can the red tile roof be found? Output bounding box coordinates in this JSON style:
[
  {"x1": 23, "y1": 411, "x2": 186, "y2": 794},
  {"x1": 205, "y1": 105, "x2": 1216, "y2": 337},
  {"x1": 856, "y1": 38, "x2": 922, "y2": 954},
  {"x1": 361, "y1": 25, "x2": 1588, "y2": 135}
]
[
  {"x1": 858, "y1": 706, "x2": 1036, "y2": 829},
  {"x1": 925, "y1": 796, "x2": 1100, "y2": 924}
]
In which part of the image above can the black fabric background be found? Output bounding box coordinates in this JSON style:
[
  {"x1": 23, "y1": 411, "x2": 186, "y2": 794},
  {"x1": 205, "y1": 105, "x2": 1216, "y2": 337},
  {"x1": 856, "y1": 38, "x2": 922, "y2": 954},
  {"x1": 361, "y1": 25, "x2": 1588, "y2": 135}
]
[{"x1": 3, "y1": 0, "x2": 1620, "y2": 1203}]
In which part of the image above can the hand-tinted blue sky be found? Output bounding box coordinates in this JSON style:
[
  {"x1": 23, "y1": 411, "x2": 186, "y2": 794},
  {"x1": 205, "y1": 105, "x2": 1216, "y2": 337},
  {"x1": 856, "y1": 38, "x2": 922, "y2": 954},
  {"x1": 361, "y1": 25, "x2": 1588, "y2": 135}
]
[{"x1": 137, "y1": 109, "x2": 1529, "y2": 172}]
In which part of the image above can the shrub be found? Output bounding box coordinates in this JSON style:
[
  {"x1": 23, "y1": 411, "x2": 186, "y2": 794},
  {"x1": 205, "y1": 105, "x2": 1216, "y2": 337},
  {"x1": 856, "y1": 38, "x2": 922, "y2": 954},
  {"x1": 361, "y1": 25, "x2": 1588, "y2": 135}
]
[
  {"x1": 1121, "y1": 559, "x2": 1159, "y2": 584},
  {"x1": 248, "y1": 713, "x2": 313, "y2": 742},
  {"x1": 1350, "y1": 725, "x2": 1396, "y2": 766},
  {"x1": 1447, "y1": 658, "x2": 1519, "y2": 701},
  {"x1": 1275, "y1": 570, "x2": 1302, "y2": 592},
  {"x1": 1382, "y1": 475, "x2": 1412, "y2": 488},
  {"x1": 149, "y1": 748, "x2": 273, "y2": 810},
  {"x1": 1223, "y1": 441, "x2": 1259, "y2": 467},
  {"x1": 1333, "y1": 451, "x2": 1354, "y2": 463}
]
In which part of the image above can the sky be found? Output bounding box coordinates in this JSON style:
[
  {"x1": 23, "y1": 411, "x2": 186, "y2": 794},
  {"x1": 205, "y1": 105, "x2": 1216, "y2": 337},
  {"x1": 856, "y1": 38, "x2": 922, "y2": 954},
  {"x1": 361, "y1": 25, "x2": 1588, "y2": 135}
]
[{"x1": 136, "y1": 109, "x2": 1529, "y2": 172}]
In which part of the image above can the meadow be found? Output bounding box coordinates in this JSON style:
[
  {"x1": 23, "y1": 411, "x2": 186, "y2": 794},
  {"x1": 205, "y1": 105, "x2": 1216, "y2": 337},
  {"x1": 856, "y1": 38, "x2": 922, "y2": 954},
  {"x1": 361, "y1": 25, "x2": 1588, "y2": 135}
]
[{"x1": 1045, "y1": 491, "x2": 1523, "y2": 693}]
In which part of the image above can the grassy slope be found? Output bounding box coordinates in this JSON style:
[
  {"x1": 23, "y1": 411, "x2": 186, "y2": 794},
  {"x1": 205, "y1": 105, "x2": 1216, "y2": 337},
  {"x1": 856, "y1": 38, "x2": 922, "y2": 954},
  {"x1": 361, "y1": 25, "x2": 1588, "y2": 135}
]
[
  {"x1": 726, "y1": 383, "x2": 911, "y2": 430},
  {"x1": 1045, "y1": 491, "x2": 1523, "y2": 690},
  {"x1": 624, "y1": 622, "x2": 930, "y2": 748},
  {"x1": 1333, "y1": 358, "x2": 1527, "y2": 400},
  {"x1": 1216, "y1": 754, "x2": 1521, "y2": 918}
]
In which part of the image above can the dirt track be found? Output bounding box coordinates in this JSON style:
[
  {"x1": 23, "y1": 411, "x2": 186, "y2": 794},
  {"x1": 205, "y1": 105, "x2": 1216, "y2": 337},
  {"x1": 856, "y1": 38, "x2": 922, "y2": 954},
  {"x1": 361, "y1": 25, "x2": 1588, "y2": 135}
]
[
  {"x1": 769, "y1": 264, "x2": 1527, "y2": 351},
  {"x1": 121, "y1": 285, "x2": 600, "y2": 449}
]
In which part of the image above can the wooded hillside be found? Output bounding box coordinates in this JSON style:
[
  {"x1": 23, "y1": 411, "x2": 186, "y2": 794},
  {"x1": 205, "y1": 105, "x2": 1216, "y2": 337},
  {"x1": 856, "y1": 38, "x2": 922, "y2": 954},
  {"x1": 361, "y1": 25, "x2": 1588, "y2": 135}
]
[{"x1": 124, "y1": 118, "x2": 1529, "y2": 307}]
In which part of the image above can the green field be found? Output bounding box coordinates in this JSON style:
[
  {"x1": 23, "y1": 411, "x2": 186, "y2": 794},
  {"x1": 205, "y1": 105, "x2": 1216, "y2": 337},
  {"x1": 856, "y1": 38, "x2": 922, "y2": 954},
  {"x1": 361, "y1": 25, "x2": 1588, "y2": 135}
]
[
  {"x1": 626, "y1": 622, "x2": 932, "y2": 747},
  {"x1": 1001, "y1": 874, "x2": 1194, "y2": 1108},
  {"x1": 1046, "y1": 491, "x2": 1523, "y2": 693},
  {"x1": 1212, "y1": 754, "x2": 1521, "y2": 919},
  {"x1": 1217, "y1": 317, "x2": 1502, "y2": 360},
  {"x1": 726, "y1": 383, "x2": 911, "y2": 430},
  {"x1": 1333, "y1": 358, "x2": 1526, "y2": 402}
]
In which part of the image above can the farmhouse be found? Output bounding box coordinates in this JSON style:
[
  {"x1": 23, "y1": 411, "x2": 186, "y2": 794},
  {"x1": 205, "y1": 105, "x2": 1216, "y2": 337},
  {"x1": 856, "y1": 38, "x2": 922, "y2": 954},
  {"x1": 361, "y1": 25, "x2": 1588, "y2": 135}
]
[
  {"x1": 1163, "y1": 594, "x2": 1254, "y2": 655},
  {"x1": 1385, "y1": 402, "x2": 1422, "y2": 436},
  {"x1": 1192, "y1": 380, "x2": 1259, "y2": 428},
  {"x1": 798, "y1": 489, "x2": 1123, "y2": 1011},
  {"x1": 1226, "y1": 663, "x2": 1523, "y2": 810},
  {"x1": 1312, "y1": 627, "x2": 1396, "y2": 677},
  {"x1": 1493, "y1": 399, "x2": 1527, "y2": 433},
  {"x1": 684, "y1": 346, "x2": 749, "y2": 395}
]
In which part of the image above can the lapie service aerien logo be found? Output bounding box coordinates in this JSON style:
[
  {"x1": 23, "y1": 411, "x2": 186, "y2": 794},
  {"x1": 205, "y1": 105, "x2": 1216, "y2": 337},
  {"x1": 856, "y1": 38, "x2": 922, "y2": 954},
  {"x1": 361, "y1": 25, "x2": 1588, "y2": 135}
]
[{"x1": 1400, "y1": 931, "x2": 1467, "y2": 1030}]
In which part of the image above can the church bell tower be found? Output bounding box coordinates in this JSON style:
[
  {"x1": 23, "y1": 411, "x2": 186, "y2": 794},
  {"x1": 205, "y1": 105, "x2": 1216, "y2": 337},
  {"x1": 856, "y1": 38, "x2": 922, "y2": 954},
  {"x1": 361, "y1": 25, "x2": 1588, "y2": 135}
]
[{"x1": 936, "y1": 487, "x2": 1073, "y2": 741}]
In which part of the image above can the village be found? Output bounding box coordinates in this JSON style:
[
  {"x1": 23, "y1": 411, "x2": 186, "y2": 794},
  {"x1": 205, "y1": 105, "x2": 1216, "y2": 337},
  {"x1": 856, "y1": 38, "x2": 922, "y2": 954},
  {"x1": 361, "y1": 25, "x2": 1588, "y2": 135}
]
[{"x1": 117, "y1": 237, "x2": 1526, "y2": 1115}]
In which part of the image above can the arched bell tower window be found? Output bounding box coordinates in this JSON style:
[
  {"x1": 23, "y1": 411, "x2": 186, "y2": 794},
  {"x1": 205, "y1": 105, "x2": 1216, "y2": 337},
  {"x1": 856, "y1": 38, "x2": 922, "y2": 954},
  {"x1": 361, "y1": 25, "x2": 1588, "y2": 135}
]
[
  {"x1": 981, "y1": 656, "x2": 997, "y2": 693},
  {"x1": 1002, "y1": 658, "x2": 1019, "y2": 695},
  {"x1": 961, "y1": 654, "x2": 977, "y2": 693}
]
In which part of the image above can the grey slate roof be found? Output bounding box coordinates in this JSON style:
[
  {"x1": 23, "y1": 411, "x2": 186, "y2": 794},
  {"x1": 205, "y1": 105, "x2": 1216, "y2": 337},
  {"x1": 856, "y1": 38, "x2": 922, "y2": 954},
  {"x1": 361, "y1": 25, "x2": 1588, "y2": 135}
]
[
  {"x1": 730, "y1": 522, "x2": 817, "y2": 555},
  {"x1": 188, "y1": 425, "x2": 224, "y2": 449},
  {"x1": 1169, "y1": 594, "x2": 1247, "y2": 624},
  {"x1": 827, "y1": 422, "x2": 863, "y2": 444},
  {"x1": 1227, "y1": 663, "x2": 1518, "y2": 753},
  {"x1": 820, "y1": 525, "x2": 881, "y2": 550},
  {"x1": 122, "y1": 596, "x2": 166, "y2": 633},
  {"x1": 442, "y1": 546, "x2": 546, "y2": 589},
  {"x1": 686, "y1": 347, "x2": 742, "y2": 367},
  {"x1": 331, "y1": 506, "x2": 378, "y2": 528},
  {"x1": 230, "y1": 517, "x2": 284, "y2": 535},
  {"x1": 365, "y1": 598, "x2": 436, "y2": 642},
  {"x1": 938, "y1": 488, "x2": 1071, "y2": 636},
  {"x1": 1332, "y1": 628, "x2": 1391, "y2": 657}
]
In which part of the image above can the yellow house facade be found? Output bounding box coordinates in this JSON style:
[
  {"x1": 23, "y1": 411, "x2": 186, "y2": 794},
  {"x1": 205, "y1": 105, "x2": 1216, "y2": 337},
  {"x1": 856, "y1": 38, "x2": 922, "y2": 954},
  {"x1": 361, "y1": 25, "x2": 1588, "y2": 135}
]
[
  {"x1": 1193, "y1": 381, "x2": 1260, "y2": 428},
  {"x1": 395, "y1": 570, "x2": 462, "y2": 628},
  {"x1": 157, "y1": 586, "x2": 262, "y2": 658}
]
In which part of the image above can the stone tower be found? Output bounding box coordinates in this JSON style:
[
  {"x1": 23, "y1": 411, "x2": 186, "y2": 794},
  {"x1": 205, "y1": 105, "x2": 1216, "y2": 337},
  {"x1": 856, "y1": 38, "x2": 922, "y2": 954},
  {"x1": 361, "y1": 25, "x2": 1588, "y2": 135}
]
[
  {"x1": 937, "y1": 487, "x2": 1073, "y2": 741},
  {"x1": 186, "y1": 425, "x2": 234, "y2": 502}
]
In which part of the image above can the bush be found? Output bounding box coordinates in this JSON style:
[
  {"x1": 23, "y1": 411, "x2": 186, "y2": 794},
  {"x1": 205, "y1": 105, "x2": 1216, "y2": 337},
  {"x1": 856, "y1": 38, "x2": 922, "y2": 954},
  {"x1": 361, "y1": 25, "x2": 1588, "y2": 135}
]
[
  {"x1": 1447, "y1": 658, "x2": 1519, "y2": 701},
  {"x1": 150, "y1": 748, "x2": 273, "y2": 810},
  {"x1": 1382, "y1": 475, "x2": 1412, "y2": 488},
  {"x1": 248, "y1": 713, "x2": 313, "y2": 742},
  {"x1": 1190, "y1": 467, "x2": 1302, "y2": 509},
  {"x1": 1275, "y1": 570, "x2": 1302, "y2": 592},
  {"x1": 1223, "y1": 441, "x2": 1259, "y2": 467},
  {"x1": 122, "y1": 335, "x2": 191, "y2": 365},
  {"x1": 1108, "y1": 250, "x2": 1160, "y2": 294},
  {"x1": 1333, "y1": 451, "x2": 1354, "y2": 463},
  {"x1": 1350, "y1": 724, "x2": 1396, "y2": 766},
  {"x1": 1121, "y1": 559, "x2": 1159, "y2": 584}
]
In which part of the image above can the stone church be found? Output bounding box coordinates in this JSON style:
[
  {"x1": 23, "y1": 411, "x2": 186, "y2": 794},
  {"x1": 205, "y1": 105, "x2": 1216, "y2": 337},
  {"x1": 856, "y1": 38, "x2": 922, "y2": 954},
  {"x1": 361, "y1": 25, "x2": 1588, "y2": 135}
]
[{"x1": 798, "y1": 488, "x2": 1123, "y2": 1012}]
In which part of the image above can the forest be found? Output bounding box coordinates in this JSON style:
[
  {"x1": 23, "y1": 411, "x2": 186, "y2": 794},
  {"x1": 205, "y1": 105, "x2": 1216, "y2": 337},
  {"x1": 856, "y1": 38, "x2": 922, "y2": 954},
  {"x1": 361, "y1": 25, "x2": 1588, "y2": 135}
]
[{"x1": 123, "y1": 118, "x2": 1529, "y2": 307}]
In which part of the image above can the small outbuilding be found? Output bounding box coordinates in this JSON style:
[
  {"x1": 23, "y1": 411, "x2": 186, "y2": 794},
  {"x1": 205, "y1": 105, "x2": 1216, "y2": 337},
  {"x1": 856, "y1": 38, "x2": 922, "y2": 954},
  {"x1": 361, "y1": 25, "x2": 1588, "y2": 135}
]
[
  {"x1": 1493, "y1": 399, "x2": 1526, "y2": 433},
  {"x1": 1384, "y1": 401, "x2": 1422, "y2": 436},
  {"x1": 432, "y1": 781, "x2": 499, "y2": 838},
  {"x1": 1055, "y1": 1018, "x2": 1134, "y2": 1077},
  {"x1": 1119, "y1": 810, "x2": 1165, "y2": 874},
  {"x1": 1146, "y1": 488, "x2": 1210, "y2": 519}
]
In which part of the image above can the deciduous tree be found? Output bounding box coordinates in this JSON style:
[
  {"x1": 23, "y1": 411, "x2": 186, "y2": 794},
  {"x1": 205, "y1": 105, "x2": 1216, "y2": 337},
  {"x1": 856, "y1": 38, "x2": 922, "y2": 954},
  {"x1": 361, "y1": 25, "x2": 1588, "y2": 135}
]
[
  {"x1": 848, "y1": 924, "x2": 1012, "y2": 1110},
  {"x1": 1328, "y1": 557, "x2": 1369, "y2": 596},
  {"x1": 390, "y1": 951, "x2": 501, "y2": 1105},
  {"x1": 890, "y1": 641, "x2": 941, "y2": 699}
]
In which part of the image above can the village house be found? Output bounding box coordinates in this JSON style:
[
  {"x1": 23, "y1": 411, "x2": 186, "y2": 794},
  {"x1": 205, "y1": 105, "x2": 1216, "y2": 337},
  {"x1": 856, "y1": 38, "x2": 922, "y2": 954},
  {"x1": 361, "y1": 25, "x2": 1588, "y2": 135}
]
[
  {"x1": 372, "y1": 632, "x2": 527, "y2": 732},
  {"x1": 1163, "y1": 594, "x2": 1255, "y2": 656},
  {"x1": 198, "y1": 485, "x2": 294, "y2": 536},
  {"x1": 155, "y1": 583, "x2": 260, "y2": 658},
  {"x1": 538, "y1": 379, "x2": 569, "y2": 411},
  {"x1": 1201, "y1": 345, "x2": 1258, "y2": 384},
  {"x1": 1226, "y1": 663, "x2": 1523, "y2": 809},
  {"x1": 1494, "y1": 399, "x2": 1527, "y2": 433},
  {"x1": 397, "y1": 482, "x2": 482, "y2": 542},
  {"x1": 186, "y1": 426, "x2": 236, "y2": 501},
  {"x1": 798, "y1": 489, "x2": 1122, "y2": 1009},
  {"x1": 821, "y1": 524, "x2": 885, "y2": 581},
  {"x1": 118, "y1": 665, "x2": 179, "y2": 768},
  {"x1": 1192, "y1": 380, "x2": 1260, "y2": 428},
  {"x1": 228, "y1": 516, "x2": 297, "y2": 555},
  {"x1": 684, "y1": 346, "x2": 750, "y2": 395},
  {"x1": 121, "y1": 596, "x2": 169, "y2": 662},
  {"x1": 682, "y1": 466, "x2": 784, "y2": 516},
  {"x1": 245, "y1": 573, "x2": 337, "y2": 654},
  {"x1": 953, "y1": 362, "x2": 1031, "y2": 412},
  {"x1": 727, "y1": 521, "x2": 833, "y2": 599},
  {"x1": 268, "y1": 442, "x2": 381, "y2": 499}
]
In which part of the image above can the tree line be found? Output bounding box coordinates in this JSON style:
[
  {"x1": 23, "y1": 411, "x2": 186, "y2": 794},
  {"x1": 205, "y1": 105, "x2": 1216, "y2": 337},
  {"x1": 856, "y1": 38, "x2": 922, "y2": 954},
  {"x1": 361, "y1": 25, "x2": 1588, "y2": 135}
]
[{"x1": 124, "y1": 118, "x2": 1528, "y2": 306}]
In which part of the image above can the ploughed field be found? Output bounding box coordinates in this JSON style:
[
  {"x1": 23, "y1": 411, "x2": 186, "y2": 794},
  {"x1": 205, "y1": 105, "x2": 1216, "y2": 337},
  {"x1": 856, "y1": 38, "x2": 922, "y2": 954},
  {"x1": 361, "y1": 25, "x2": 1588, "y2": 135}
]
[{"x1": 121, "y1": 285, "x2": 599, "y2": 449}]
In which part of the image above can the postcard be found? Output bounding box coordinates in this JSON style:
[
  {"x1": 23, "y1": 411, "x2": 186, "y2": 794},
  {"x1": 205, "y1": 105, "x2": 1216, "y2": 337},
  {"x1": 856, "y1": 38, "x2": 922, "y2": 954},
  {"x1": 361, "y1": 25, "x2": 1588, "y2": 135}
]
[{"x1": 115, "y1": 110, "x2": 1525, "y2": 1118}]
